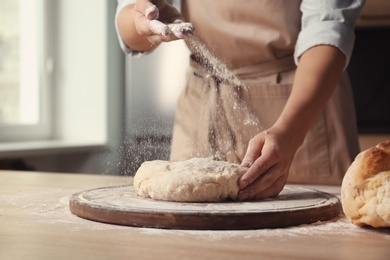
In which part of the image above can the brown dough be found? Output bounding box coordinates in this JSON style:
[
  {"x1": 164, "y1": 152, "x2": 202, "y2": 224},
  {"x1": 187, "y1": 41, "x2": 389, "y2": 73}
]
[
  {"x1": 341, "y1": 140, "x2": 390, "y2": 227},
  {"x1": 133, "y1": 157, "x2": 247, "y2": 202}
]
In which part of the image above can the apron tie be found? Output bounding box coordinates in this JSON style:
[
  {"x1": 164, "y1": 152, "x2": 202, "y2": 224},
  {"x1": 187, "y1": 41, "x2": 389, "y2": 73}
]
[{"x1": 234, "y1": 55, "x2": 296, "y2": 79}]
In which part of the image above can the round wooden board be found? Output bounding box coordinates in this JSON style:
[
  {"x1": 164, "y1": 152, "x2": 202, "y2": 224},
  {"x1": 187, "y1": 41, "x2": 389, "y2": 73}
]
[{"x1": 69, "y1": 185, "x2": 341, "y2": 230}]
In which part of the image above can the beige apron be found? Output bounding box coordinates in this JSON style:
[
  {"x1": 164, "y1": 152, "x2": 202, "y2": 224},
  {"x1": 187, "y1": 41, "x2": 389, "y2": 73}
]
[{"x1": 170, "y1": 0, "x2": 360, "y2": 185}]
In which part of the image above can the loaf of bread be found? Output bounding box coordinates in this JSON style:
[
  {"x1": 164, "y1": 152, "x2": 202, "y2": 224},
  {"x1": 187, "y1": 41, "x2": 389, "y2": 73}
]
[{"x1": 341, "y1": 140, "x2": 390, "y2": 227}]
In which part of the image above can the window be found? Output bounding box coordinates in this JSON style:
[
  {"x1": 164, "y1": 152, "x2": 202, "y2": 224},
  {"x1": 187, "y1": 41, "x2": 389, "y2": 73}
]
[{"x1": 0, "y1": 0, "x2": 51, "y2": 142}]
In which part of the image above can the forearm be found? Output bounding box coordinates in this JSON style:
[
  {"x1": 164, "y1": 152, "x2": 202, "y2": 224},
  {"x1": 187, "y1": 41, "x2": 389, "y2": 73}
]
[
  {"x1": 273, "y1": 45, "x2": 346, "y2": 148},
  {"x1": 117, "y1": 4, "x2": 155, "y2": 52}
]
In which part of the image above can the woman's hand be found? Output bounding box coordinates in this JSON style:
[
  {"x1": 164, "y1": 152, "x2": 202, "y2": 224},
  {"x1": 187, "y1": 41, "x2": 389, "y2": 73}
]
[
  {"x1": 238, "y1": 127, "x2": 301, "y2": 201},
  {"x1": 117, "y1": 0, "x2": 193, "y2": 51},
  {"x1": 237, "y1": 45, "x2": 346, "y2": 201},
  {"x1": 133, "y1": 0, "x2": 193, "y2": 43}
]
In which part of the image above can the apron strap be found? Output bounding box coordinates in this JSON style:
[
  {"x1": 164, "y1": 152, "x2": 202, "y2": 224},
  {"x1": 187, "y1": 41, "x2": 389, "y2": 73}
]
[
  {"x1": 233, "y1": 56, "x2": 296, "y2": 79},
  {"x1": 190, "y1": 54, "x2": 296, "y2": 83}
]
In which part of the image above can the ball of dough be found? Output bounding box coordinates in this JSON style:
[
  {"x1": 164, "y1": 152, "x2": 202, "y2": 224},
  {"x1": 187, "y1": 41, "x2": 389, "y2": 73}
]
[
  {"x1": 133, "y1": 158, "x2": 247, "y2": 202},
  {"x1": 341, "y1": 140, "x2": 390, "y2": 227}
]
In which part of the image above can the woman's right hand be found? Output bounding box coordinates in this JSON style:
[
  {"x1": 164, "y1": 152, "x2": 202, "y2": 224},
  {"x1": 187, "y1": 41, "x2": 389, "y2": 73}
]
[{"x1": 131, "y1": 0, "x2": 194, "y2": 46}]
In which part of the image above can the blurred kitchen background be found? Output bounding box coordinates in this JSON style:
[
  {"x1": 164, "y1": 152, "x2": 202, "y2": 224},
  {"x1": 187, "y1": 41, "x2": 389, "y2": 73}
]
[{"x1": 0, "y1": 0, "x2": 389, "y2": 175}]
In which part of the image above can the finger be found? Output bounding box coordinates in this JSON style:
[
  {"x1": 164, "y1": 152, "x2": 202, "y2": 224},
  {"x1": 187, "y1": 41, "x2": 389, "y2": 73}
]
[
  {"x1": 132, "y1": 1, "x2": 161, "y2": 36},
  {"x1": 251, "y1": 175, "x2": 286, "y2": 200},
  {"x1": 149, "y1": 20, "x2": 171, "y2": 36},
  {"x1": 238, "y1": 163, "x2": 279, "y2": 199},
  {"x1": 134, "y1": 0, "x2": 159, "y2": 20},
  {"x1": 238, "y1": 172, "x2": 286, "y2": 201},
  {"x1": 145, "y1": 4, "x2": 159, "y2": 20},
  {"x1": 132, "y1": 7, "x2": 156, "y2": 36},
  {"x1": 168, "y1": 22, "x2": 194, "y2": 38},
  {"x1": 239, "y1": 144, "x2": 277, "y2": 189},
  {"x1": 172, "y1": 19, "x2": 183, "y2": 24},
  {"x1": 241, "y1": 133, "x2": 265, "y2": 168}
]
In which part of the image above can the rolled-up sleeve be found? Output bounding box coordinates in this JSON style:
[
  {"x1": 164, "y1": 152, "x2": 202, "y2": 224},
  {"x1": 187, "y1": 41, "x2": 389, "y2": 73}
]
[{"x1": 294, "y1": 0, "x2": 365, "y2": 68}]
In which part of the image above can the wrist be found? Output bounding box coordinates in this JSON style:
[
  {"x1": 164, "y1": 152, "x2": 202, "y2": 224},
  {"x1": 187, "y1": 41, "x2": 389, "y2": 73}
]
[{"x1": 270, "y1": 121, "x2": 307, "y2": 150}]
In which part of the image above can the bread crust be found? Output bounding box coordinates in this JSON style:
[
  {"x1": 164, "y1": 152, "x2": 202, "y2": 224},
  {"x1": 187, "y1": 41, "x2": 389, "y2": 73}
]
[{"x1": 341, "y1": 140, "x2": 390, "y2": 227}]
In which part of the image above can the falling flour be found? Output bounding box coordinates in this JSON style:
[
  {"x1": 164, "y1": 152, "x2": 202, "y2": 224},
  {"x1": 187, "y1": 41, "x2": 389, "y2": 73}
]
[
  {"x1": 175, "y1": 34, "x2": 263, "y2": 162},
  {"x1": 185, "y1": 34, "x2": 243, "y2": 87}
]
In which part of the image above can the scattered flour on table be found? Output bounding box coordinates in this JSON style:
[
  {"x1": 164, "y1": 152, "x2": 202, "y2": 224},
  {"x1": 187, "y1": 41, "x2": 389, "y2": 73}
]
[
  {"x1": 138, "y1": 216, "x2": 380, "y2": 241},
  {"x1": 1, "y1": 187, "x2": 131, "y2": 231},
  {"x1": 2, "y1": 187, "x2": 389, "y2": 239}
]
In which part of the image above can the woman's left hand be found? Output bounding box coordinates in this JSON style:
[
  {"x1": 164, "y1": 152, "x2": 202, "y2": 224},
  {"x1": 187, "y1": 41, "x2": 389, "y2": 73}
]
[{"x1": 238, "y1": 127, "x2": 300, "y2": 200}]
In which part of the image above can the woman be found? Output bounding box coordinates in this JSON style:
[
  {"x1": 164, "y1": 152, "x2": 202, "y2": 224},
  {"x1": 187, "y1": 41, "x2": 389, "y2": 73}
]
[{"x1": 116, "y1": 0, "x2": 365, "y2": 200}]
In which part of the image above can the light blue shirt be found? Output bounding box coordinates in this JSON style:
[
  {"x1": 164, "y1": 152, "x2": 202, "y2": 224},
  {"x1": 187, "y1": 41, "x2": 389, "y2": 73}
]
[{"x1": 116, "y1": 0, "x2": 365, "y2": 67}]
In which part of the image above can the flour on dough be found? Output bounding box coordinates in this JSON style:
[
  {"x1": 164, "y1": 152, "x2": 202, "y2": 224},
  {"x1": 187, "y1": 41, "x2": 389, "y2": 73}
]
[{"x1": 133, "y1": 158, "x2": 247, "y2": 202}]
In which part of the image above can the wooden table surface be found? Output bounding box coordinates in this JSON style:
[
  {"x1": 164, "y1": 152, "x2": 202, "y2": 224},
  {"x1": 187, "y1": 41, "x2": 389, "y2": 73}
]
[{"x1": 1, "y1": 170, "x2": 389, "y2": 260}]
